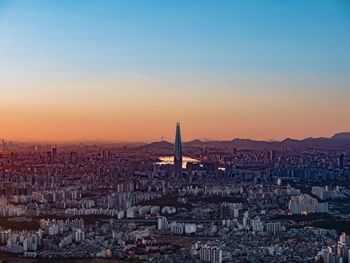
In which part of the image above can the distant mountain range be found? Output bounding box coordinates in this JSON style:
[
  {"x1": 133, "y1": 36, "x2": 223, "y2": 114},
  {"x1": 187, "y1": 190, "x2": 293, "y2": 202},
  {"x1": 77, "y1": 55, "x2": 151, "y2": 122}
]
[{"x1": 134, "y1": 132, "x2": 350, "y2": 151}]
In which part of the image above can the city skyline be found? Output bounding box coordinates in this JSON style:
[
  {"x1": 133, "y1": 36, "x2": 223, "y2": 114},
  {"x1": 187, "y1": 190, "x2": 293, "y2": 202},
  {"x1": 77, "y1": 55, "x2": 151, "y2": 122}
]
[
  {"x1": 1, "y1": 1, "x2": 350, "y2": 262},
  {"x1": 0, "y1": 0, "x2": 349, "y2": 142},
  {"x1": 1, "y1": 130, "x2": 350, "y2": 144}
]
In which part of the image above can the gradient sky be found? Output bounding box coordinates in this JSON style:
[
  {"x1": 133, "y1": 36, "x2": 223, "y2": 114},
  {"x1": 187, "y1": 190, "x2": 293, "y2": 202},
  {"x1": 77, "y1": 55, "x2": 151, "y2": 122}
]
[{"x1": 0, "y1": 0, "x2": 349, "y2": 142}]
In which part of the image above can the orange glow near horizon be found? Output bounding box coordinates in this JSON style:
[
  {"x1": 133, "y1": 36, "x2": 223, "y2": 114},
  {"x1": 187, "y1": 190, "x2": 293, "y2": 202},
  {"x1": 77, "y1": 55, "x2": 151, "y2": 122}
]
[
  {"x1": 1, "y1": 1, "x2": 350, "y2": 143},
  {"x1": 0, "y1": 73, "x2": 349, "y2": 142}
]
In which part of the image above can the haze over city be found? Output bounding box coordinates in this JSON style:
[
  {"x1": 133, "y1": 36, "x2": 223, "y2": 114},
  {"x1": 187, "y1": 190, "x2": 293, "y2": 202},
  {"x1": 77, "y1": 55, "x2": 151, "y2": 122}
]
[
  {"x1": 1, "y1": 0, "x2": 349, "y2": 142},
  {"x1": 2, "y1": 1, "x2": 350, "y2": 263}
]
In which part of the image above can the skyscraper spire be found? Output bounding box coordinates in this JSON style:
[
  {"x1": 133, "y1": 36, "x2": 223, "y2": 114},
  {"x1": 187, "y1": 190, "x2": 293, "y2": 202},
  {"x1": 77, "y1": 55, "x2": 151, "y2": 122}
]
[{"x1": 174, "y1": 122, "x2": 183, "y2": 177}]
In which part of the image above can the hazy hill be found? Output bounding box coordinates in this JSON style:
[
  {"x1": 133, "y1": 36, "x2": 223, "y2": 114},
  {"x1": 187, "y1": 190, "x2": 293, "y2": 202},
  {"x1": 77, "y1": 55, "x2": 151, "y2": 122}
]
[{"x1": 133, "y1": 132, "x2": 350, "y2": 151}]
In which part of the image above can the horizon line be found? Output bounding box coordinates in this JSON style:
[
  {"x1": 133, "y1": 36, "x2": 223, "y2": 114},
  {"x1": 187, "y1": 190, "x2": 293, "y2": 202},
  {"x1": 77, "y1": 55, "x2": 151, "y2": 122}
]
[{"x1": 1, "y1": 131, "x2": 349, "y2": 145}]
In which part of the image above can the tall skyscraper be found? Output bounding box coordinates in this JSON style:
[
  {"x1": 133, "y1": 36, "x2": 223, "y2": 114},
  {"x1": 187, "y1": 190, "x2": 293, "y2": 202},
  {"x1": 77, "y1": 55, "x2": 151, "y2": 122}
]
[
  {"x1": 339, "y1": 153, "x2": 345, "y2": 169},
  {"x1": 52, "y1": 146, "x2": 58, "y2": 161},
  {"x1": 174, "y1": 122, "x2": 183, "y2": 176}
]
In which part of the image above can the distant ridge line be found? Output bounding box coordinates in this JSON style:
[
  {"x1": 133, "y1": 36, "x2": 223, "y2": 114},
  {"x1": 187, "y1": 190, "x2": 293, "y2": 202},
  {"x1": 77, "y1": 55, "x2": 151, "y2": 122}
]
[{"x1": 134, "y1": 132, "x2": 350, "y2": 150}]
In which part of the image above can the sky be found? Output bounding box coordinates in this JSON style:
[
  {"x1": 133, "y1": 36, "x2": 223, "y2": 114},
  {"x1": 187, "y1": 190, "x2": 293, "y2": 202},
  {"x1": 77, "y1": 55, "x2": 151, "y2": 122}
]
[{"x1": 0, "y1": 0, "x2": 349, "y2": 142}]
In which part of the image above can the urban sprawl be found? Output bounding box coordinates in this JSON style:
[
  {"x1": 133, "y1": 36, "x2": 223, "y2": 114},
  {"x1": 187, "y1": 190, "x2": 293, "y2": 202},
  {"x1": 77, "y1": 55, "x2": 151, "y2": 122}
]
[{"x1": 1, "y1": 124, "x2": 350, "y2": 262}]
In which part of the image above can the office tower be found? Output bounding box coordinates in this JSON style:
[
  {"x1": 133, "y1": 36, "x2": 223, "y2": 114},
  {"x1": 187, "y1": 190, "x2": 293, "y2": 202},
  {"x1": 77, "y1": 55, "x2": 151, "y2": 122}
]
[
  {"x1": 339, "y1": 153, "x2": 345, "y2": 169},
  {"x1": 52, "y1": 146, "x2": 58, "y2": 161},
  {"x1": 174, "y1": 122, "x2": 183, "y2": 177},
  {"x1": 269, "y1": 150, "x2": 277, "y2": 162}
]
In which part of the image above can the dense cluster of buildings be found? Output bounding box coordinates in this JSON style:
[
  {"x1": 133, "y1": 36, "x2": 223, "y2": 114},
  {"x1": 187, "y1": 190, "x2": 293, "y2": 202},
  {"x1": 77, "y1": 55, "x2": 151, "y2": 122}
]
[
  {"x1": 289, "y1": 194, "x2": 329, "y2": 215},
  {"x1": 312, "y1": 186, "x2": 348, "y2": 201},
  {"x1": 316, "y1": 232, "x2": 350, "y2": 263},
  {"x1": 0, "y1": 125, "x2": 350, "y2": 261}
]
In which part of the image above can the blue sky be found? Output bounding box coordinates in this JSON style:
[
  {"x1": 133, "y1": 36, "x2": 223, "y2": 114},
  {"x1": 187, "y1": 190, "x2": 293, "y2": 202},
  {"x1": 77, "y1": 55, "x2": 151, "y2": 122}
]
[
  {"x1": 0, "y1": 0, "x2": 349, "y2": 141},
  {"x1": 1, "y1": 0, "x2": 349, "y2": 76}
]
